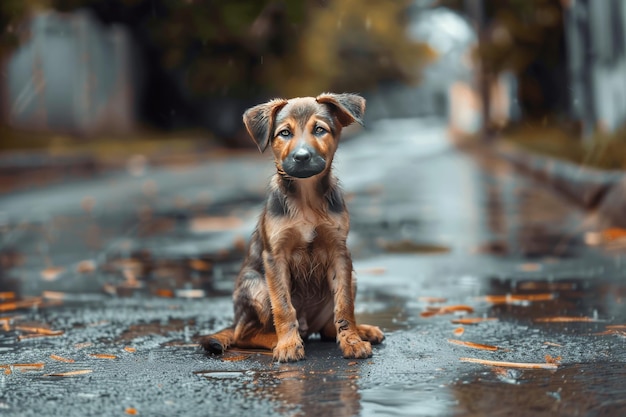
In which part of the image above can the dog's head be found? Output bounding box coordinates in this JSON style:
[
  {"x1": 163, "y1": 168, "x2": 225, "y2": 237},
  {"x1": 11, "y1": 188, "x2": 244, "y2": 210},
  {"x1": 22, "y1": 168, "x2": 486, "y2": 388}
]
[{"x1": 243, "y1": 93, "x2": 365, "y2": 179}]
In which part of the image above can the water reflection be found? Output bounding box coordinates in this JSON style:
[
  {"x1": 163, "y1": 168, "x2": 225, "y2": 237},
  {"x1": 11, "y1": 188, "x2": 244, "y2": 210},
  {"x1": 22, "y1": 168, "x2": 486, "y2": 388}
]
[
  {"x1": 197, "y1": 343, "x2": 363, "y2": 417},
  {"x1": 452, "y1": 363, "x2": 626, "y2": 417}
]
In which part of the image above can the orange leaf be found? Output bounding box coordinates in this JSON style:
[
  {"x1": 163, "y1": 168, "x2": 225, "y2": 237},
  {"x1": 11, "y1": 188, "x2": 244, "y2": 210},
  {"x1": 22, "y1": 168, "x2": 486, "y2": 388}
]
[
  {"x1": 421, "y1": 305, "x2": 474, "y2": 318},
  {"x1": 16, "y1": 326, "x2": 63, "y2": 336},
  {"x1": 44, "y1": 369, "x2": 92, "y2": 377},
  {"x1": 535, "y1": 316, "x2": 596, "y2": 323},
  {"x1": 50, "y1": 355, "x2": 75, "y2": 363},
  {"x1": 484, "y1": 293, "x2": 554, "y2": 304},
  {"x1": 89, "y1": 354, "x2": 117, "y2": 360},
  {"x1": 448, "y1": 339, "x2": 498, "y2": 351},
  {"x1": 602, "y1": 228, "x2": 626, "y2": 241},
  {"x1": 451, "y1": 317, "x2": 497, "y2": 325},
  {"x1": 460, "y1": 357, "x2": 558, "y2": 370}
]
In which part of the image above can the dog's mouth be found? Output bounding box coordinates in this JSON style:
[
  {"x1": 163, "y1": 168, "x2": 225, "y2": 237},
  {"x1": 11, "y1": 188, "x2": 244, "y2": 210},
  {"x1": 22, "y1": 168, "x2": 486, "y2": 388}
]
[{"x1": 281, "y1": 147, "x2": 326, "y2": 178}]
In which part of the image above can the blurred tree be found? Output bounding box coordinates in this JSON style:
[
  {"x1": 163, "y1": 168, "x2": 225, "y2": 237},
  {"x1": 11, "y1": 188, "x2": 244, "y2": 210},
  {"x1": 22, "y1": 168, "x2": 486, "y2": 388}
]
[
  {"x1": 442, "y1": 0, "x2": 569, "y2": 120},
  {"x1": 1, "y1": 0, "x2": 432, "y2": 133},
  {"x1": 265, "y1": 0, "x2": 435, "y2": 96}
]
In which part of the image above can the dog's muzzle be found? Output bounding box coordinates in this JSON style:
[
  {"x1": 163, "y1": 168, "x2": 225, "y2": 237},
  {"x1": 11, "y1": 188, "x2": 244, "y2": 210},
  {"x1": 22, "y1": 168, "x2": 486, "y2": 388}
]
[{"x1": 282, "y1": 145, "x2": 326, "y2": 178}]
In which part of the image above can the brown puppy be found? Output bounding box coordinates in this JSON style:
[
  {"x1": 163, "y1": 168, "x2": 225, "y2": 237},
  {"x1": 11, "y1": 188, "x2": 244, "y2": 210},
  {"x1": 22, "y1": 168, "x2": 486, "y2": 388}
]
[{"x1": 200, "y1": 93, "x2": 384, "y2": 362}]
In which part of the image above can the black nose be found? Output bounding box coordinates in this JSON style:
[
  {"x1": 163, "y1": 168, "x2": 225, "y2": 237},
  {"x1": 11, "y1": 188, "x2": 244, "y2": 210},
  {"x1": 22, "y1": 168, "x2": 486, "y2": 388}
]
[{"x1": 293, "y1": 148, "x2": 311, "y2": 162}]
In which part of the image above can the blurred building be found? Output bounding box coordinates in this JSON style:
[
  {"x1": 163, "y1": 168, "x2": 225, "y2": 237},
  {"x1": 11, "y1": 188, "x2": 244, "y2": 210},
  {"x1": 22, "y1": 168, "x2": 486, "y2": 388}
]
[
  {"x1": 563, "y1": 0, "x2": 626, "y2": 137},
  {"x1": 1, "y1": 10, "x2": 137, "y2": 135},
  {"x1": 365, "y1": 3, "x2": 520, "y2": 137},
  {"x1": 366, "y1": 5, "x2": 476, "y2": 122}
]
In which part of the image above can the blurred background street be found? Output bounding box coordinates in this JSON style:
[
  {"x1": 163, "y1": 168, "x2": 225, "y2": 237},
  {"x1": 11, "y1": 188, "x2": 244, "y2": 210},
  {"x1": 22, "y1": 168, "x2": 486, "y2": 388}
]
[{"x1": 1, "y1": 1, "x2": 626, "y2": 416}]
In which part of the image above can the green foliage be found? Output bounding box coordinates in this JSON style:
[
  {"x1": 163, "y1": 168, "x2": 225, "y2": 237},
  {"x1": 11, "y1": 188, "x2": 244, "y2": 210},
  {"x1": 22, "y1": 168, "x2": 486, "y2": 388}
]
[{"x1": 441, "y1": 0, "x2": 564, "y2": 75}]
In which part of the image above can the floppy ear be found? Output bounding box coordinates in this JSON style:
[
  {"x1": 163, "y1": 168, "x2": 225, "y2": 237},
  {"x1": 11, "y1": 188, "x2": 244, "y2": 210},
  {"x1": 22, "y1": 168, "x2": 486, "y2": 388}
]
[
  {"x1": 242, "y1": 98, "x2": 288, "y2": 153},
  {"x1": 316, "y1": 93, "x2": 366, "y2": 127}
]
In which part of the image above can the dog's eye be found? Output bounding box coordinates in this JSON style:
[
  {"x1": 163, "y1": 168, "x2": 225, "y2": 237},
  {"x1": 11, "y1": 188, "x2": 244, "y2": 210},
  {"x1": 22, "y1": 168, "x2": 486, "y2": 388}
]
[
  {"x1": 314, "y1": 126, "x2": 326, "y2": 135},
  {"x1": 278, "y1": 129, "x2": 291, "y2": 138}
]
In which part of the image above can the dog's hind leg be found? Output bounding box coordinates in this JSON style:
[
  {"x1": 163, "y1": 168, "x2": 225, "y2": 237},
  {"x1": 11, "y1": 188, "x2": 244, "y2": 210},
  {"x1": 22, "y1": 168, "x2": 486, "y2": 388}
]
[{"x1": 199, "y1": 327, "x2": 235, "y2": 354}]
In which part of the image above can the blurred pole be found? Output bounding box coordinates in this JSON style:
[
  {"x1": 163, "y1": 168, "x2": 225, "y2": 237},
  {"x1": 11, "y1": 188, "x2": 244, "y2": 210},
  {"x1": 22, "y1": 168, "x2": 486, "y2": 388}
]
[{"x1": 464, "y1": 0, "x2": 493, "y2": 142}]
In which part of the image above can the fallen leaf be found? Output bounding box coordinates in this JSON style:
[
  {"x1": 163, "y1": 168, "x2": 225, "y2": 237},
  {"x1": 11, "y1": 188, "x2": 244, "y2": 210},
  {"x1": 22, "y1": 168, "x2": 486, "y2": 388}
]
[
  {"x1": 50, "y1": 355, "x2": 75, "y2": 363},
  {"x1": 76, "y1": 260, "x2": 96, "y2": 274},
  {"x1": 602, "y1": 228, "x2": 626, "y2": 241},
  {"x1": 222, "y1": 355, "x2": 249, "y2": 362},
  {"x1": 125, "y1": 408, "x2": 138, "y2": 415},
  {"x1": 89, "y1": 353, "x2": 117, "y2": 360},
  {"x1": 606, "y1": 324, "x2": 626, "y2": 329},
  {"x1": 447, "y1": 339, "x2": 498, "y2": 351},
  {"x1": 16, "y1": 326, "x2": 63, "y2": 335},
  {"x1": 0, "y1": 363, "x2": 45, "y2": 369},
  {"x1": 453, "y1": 327, "x2": 465, "y2": 336},
  {"x1": 0, "y1": 298, "x2": 43, "y2": 312},
  {"x1": 189, "y1": 216, "x2": 243, "y2": 233},
  {"x1": 451, "y1": 318, "x2": 497, "y2": 325},
  {"x1": 44, "y1": 369, "x2": 93, "y2": 377},
  {"x1": 460, "y1": 357, "x2": 558, "y2": 370},
  {"x1": 421, "y1": 305, "x2": 474, "y2": 317},
  {"x1": 18, "y1": 332, "x2": 64, "y2": 341},
  {"x1": 543, "y1": 341, "x2": 563, "y2": 347},
  {"x1": 0, "y1": 292, "x2": 15, "y2": 300},
  {"x1": 545, "y1": 355, "x2": 562, "y2": 364},
  {"x1": 41, "y1": 267, "x2": 66, "y2": 281},
  {"x1": 154, "y1": 289, "x2": 174, "y2": 298},
  {"x1": 124, "y1": 347, "x2": 136, "y2": 353},
  {"x1": 518, "y1": 263, "x2": 542, "y2": 272},
  {"x1": 535, "y1": 316, "x2": 597, "y2": 323},
  {"x1": 594, "y1": 329, "x2": 626, "y2": 337},
  {"x1": 42, "y1": 291, "x2": 66, "y2": 300},
  {"x1": 483, "y1": 293, "x2": 554, "y2": 304},
  {"x1": 174, "y1": 289, "x2": 205, "y2": 299},
  {"x1": 189, "y1": 259, "x2": 212, "y2": 271}
]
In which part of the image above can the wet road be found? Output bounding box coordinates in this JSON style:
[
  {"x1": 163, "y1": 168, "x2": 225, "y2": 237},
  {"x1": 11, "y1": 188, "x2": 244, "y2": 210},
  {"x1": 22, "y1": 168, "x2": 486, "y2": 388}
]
[{"x1": 1, "y1": 118, "x2": 625, "y2": 416}]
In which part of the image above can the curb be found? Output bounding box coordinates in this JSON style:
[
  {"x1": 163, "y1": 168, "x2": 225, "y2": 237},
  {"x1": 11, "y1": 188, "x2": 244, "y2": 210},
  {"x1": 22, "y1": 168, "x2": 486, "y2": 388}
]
[{"x1": 494, "y1": 143, "x2": 626, "y2": 228}]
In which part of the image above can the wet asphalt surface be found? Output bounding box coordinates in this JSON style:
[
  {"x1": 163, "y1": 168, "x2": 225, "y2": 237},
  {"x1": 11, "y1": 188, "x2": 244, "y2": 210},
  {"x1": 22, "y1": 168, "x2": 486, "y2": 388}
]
[{"x1": 1, "y1": 118, "x2": 625, "y2": 416}]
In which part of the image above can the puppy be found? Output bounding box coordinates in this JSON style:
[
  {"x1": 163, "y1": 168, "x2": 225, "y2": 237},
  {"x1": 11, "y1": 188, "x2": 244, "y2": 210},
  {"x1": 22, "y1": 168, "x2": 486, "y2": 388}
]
[{"x1": 200, "y1": 93, "x2": 384, "y2": 362}]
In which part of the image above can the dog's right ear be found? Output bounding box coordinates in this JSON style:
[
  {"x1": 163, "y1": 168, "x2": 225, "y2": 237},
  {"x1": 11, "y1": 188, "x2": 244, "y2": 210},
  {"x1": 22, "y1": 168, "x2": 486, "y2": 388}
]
[{"x1": 243, "y1": 99, "x2": 288, "y2": 153}]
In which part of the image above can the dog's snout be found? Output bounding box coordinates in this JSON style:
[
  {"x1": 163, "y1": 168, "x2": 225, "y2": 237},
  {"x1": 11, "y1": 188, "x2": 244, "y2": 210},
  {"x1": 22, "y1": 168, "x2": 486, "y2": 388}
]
[
  {"x1": 293, "y1": 148, "x2": 312, "y2": 162},
  {"x1": 282, "y1": 145, "x2": 325, "y2": 178}
]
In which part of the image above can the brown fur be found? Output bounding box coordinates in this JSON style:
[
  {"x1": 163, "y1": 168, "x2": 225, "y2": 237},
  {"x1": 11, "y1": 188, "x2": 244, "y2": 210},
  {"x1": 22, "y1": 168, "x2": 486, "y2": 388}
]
[{"x1": 199, "y1": 93, "x2": 384, "y2": 362}]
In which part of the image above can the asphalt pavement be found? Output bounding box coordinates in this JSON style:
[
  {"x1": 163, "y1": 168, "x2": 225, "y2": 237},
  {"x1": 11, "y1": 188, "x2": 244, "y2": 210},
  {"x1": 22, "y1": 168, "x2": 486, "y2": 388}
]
[{"x1": 1, "y1": 118, "x2": 625, "y2": 417}]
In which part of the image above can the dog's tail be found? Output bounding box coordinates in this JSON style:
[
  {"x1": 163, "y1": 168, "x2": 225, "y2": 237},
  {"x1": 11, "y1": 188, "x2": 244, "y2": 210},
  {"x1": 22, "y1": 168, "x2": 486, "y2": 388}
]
[{"x1": 199, "y1": 327, "x2": 235, "y2": 354}]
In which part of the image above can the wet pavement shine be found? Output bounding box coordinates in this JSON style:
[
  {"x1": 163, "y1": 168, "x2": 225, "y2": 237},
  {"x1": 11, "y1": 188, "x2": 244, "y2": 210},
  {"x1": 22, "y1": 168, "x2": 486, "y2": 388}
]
[{"x1": 1, "y1": 118, "x2": 625, "y2": 416}]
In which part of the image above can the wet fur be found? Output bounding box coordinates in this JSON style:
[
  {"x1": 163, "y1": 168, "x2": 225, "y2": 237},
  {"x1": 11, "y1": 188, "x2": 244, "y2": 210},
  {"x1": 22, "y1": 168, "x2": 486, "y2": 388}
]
[{"x1": 200, "y1": 93, "x2": 384, "y2": 362}]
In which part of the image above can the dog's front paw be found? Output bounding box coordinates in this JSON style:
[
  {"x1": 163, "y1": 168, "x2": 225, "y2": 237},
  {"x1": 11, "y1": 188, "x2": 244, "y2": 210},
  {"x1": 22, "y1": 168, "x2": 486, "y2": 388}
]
[
  {"x1": 339, "y1": 332, "x2": 372, "y2": 359},
  {"x1": 273, "y1": 335, "x2": 305, "y2": 362},
  {"x1": 357, "y1": 324, "x2": 385, "y2": 345}
]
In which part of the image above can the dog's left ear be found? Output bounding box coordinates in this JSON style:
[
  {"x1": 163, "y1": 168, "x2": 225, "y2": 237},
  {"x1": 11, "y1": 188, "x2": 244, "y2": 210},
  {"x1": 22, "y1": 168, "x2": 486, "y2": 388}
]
[
  {"x1": 316, "y1": 93, "x2": 366, "y2": 127},
  {"x1": 243, "y1": 98, "x2": 288, "y2": 153}
]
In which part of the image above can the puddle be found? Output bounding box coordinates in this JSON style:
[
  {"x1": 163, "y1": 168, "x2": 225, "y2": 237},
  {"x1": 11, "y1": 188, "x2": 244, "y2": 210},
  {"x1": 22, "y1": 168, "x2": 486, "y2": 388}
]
[
  {"x1": 361, "y1": 385, "x2": 457, "y2": 417},
  {"x1": 194, "y1": 370, "x2": 254, "y2": 380}
]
